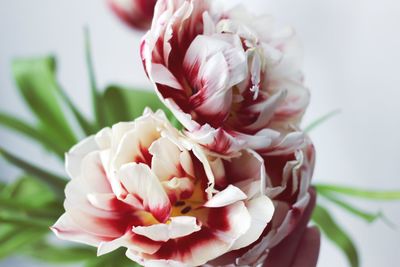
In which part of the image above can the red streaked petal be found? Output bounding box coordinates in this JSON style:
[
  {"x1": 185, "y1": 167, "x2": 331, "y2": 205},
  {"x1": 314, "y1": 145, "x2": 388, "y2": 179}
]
[
  {"x1": 132, "y1": 216, "x2": 201, "y2": 242},
  {"x1": 51, "y1": 213, "x2": 113, "y2": 247},
  {"x1": 138, "y1": 202, "x2": 251, "y2": 266},
  {"x1": 98, "y1": 232, "x2": 162, "y2": 256},
  {"x1": 118, "y1": 163, "x2": 171, "y2": 222}
]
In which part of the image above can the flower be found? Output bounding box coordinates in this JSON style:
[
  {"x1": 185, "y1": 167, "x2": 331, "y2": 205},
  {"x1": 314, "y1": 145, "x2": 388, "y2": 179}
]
[
  {"x1": 108, "y1": 0, "x2": 157, "y2": 30},
  {"x1": 141, "y1": 0, "x2": 310, "y2": 156},
  {"x1": 51, "y1": 109, "x2": 275, "y2": 266},
  {"x1": 205, "y1": 140, "x2": 318, "y2": 266}
]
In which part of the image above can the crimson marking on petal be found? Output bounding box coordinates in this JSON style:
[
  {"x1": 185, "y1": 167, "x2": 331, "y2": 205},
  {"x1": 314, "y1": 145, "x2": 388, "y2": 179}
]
[
  {"x1": 149, "y1": 204, "x2": 171, "y2": 224},
  {"x1": 50, "y1": 226, "x2": 115, "y2": 243},
  {"x1": 94, "y1": 212, "x2": 144, "y2": 236},
  {"x1": 134, "y1": 143, "x2": 153, "y2": 166},
  {"x1": 109, "y1": 197, "x2": 137, "y2": 213},
  {"x1": 130, "y1": 232, "x2": 163, "y2": 249},
  {"x1": 151, "y1": 227, "x2": 216, "y2": 261},
  {"x1": 207, "y1": 207, "x2": 230, "y2": 232}
]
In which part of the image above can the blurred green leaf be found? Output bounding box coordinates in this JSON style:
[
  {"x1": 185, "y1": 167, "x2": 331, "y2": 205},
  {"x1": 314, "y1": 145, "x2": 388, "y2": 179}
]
[
  {"x1": 313, "y1": 204, "x2": 359, "y2": 267},
  {"x1": 12, "y1": 56, "x2": 77, "y2": 149},
  {"x1": 0, "y1": 196, "x2": 60, "y2": 219},
  {"x1": 318, "y1": 190, "x2": 385, "y2": 224},
  {"x1": 85, "y1": 27, "x2": 106, "y2": 129},
  {"x1": 0, "y1": 147, "x2": 67, "y2": 195},
  {"x1": 0, "y1": 112, "x2": 65, "y2": 158},
  {"x1": 316, "y1": 184, "x2": 400, "y2": 201},
  {"x1": 304, "y1": 109, "x2": 341, "y2": 133},
  {"x1": 25, "y1": 242, "x2": 96, "y2": 263},
  {"x1": 0, "y1": 213, "x2": 53, "y2": 228},
  {"x1": 0, "y1": 226, "x2": 48, "y2": 260},
  {"x1": 57, "y1": 86, "x2": 96, "y2": 136},
  {"x1": 103, "y1": 85, "x2": 183, "y2": 130}
]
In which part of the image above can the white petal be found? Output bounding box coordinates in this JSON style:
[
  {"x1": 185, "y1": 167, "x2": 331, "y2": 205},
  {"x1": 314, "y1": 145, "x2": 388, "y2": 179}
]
[
  {"x1": 231, "y1": 195, "x2": 274, "y2": 250},
  {"x1": 118, "y1": 163, "x2": 171, "y2": 222},
  {"x1": 51, "y1": 213, "x2": 106, "y2": 247},
  {"x1": 132, "y1": 216, "x2": 201, "y2": 242},
  {"x1": 98, "y1": 232, "x2": 162, "y2": 256},
  {"x1": 150, "y1": 137, "x2": 184, "y2": 181},
  {"x1": 65, "y1": 136, "x2": 98, "y2": 178},
  {"x1": 204, "y1": 185, "x2": 247, "y2": 208},
  {"x1": 150, "y1": 63, "x2": 182, "y2": 90}
]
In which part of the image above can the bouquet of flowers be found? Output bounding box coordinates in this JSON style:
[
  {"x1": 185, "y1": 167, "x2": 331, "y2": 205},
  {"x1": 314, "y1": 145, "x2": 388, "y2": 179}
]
[{"x1": 1, "y1": 1, "x2": 399, "y2": 266}]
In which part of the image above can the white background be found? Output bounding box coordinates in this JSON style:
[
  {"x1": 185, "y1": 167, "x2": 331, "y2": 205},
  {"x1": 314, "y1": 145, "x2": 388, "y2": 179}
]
[{"x1": 0, "y1": 0, "x2": 399, "y2": 266}]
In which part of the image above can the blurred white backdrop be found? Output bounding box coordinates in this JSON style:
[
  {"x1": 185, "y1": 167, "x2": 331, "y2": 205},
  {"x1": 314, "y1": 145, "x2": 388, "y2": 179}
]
[{"x1": 1, "y1": 0, "x2": 400, "y2": 266}]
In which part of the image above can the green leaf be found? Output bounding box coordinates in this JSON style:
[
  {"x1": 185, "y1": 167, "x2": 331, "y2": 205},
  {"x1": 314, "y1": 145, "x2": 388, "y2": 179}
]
[
  {"x1": 57, "y1": 85, "x2": 96, "y2": 136},
  {"x1": 0, "y1": 196, "x2": 60, "y2": 219},
  {"x1": 0, "y1": 226, "x2": 48, "y2": 259},
  {"x1": 0, "y1": 112, "x2": 65, "y2": 158},
  {"x1": 304, "y1": 109, "x2": 341, "y2": 133},
  {"x1": 312, "y1": 204, "x2": 359, "y2": 267},
  {"x1": 318, "y1": 191, "x2": 385, "y2": 223},
  {"x1": 316, "y1": 184, "x2": 400, "y2": 201},
  {"x1": 0, "y1": 213, "x2": 53, "y2": 228},
  {"x1": 12, "y1": 56, "x2": 77, "y2": 149},
  {"x1": 103, "y1": 85, "x2": 183, "y2": 129},
  {"x1": 25, "y1": 242, "x2": 96, "y2": 263},
  {"x1": 85, "y1": 27, "x2": 106, "y2": 129},
  {"x1": 0, "y1": 147, "x2": 67, "y2": 196}
]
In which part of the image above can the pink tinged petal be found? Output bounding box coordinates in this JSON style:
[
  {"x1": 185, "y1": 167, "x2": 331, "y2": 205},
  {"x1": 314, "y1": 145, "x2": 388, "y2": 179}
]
[
  {"x1": 98, "y1": 232, "x2": 162, "y2": 256},
  {"x1": 231, "y1": 195, "x2": 274, "y2": 250},
  {"x1": 249, "y1": 51, "x2": 262, "y2": 100},
  {"x1": 244, "y1": 89, "x2": 287, "y2": 132},
  {"x1": 87, "y1": 193, "x2": 134, "y2": 212},
  {"x1": 290, "y1": 226, "x2": 321, "y2": 267},
  {"x1": 150, "y1": 63, "x2": 183, "y2": 90},
  {"x1": 262, "y1": 189, "x2": 317, "y2": 267},
  {"x1": 189, "y1": 52, "x2": 232, "y2": 120},
  {"x1": 65, "y1": 136, "x2": 98, "y2": 178},
  {"x1": 261, "y1": 131, "x2": 305, "y2": 156},
  {"x1": 269, "y1": 193, "x2": 310, "y2": 248},
  {"x1": 208, "y1": 157, "x2": 226, "y2": 189},
  {"x1": 189, "y1": 144, "x2": 217, "y2": 199},
  {"x1": 79, "y1": 151, "x2": 113, "y2": 194},
  {"x1": 239, "y1": 193, "x2": 312, "y2": 266},
  {"x1": 203, "y1": 185, "x2": 247, "y2": 208},
  {"x1": 112, "y1": 118, "x2": 160, "y2": 171},
  {"x1": 186, "y1": 126, "x2": 245, "y2": 156},
  {"x1": 63, "y1": 200, "x2": 127, "y2": 238},
  {"x1": 132, "y1": 216, "x2": 201, "y2": 242},
  {"x1": 95, "y1": 127, "x2": 112, "y2": 149},
  {"x1": 51, "y1": 213, "x2": 111, "y2": 247},
  {"x1": 145, "y1": 202, "x2": 251, "y2": 266},
  {"x1": 179, "y1": 150, "x2": 194, "y2": 177},
  {"x1": 150, "y1": 137, "x2": 185, "y2": 181},
  {"x1": 163, "y1": 98, "x2": 201, "y2": 132},
  {"x1": 234, "y1": 128, "x2": 280, "y2": 152},
  {"x1": 118, "y1": 163, "x2": 171, "y2": 222},
  {"x1": 162, "y1": 0, "x2": 193, "y2": 66},
  {"x1": 273, "y1": 80, "x2": 310, "y2": 122},
  {"x1": 162, "y1": 177, "x2": 194, "y2": 201}
]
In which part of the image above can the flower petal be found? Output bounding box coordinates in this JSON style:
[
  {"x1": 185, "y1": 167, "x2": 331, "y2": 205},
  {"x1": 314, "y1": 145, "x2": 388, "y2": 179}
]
[
  {"x1": 203, "y1": 185, "x2": 247, "y2": 208},
  {"x1": 132, "y1": 216, "x2": 201, "y2": 242},
  {"x1": 65, "y1": 136, "x2": 98, "y2": 178},
  {"x1": 118, "y1": 163, "x2": 171, "y2": 222}
]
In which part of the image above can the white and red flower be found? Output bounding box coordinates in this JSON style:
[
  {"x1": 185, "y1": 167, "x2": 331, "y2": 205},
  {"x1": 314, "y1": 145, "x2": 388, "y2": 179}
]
[
  {"x1": 204, "y1": 140, "x2": 318, "y2": 267},
  {"x1": 51, "y1": 109, "x2": 275, "y2": 266},
  {"x1": 108, "y1": 0, "x2": 157, "y2": 30},
  {"x1": 141, "y1": 0, "x2": 310, "y2": 156}
]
